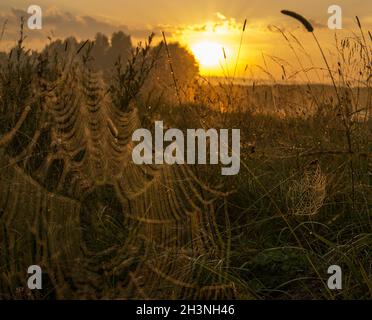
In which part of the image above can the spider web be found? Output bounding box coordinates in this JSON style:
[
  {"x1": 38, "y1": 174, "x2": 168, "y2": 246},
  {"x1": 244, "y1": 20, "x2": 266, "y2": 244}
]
[{"x1": 0, "y1": 58, "x2": 236, "y2": 299}]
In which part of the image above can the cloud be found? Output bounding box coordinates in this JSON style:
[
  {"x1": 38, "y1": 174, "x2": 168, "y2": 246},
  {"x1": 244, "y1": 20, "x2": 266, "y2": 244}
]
[
  {"x1": 308, "y1": 19, "x2": 327, "y2": 30},
  {"x1": 216, "y1": 12, "x2": 227, "y2": 20},
  {"x1": 0, "y1": 7, "x2": 158, "y2": 49},
  {"x1": 0, "y1": 7, "x2": 370, "y2": 52}
]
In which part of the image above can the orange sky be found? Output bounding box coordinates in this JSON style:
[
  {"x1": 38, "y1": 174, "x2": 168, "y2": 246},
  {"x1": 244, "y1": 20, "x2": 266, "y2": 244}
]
[{"x1": 0, "y1": 1, "x2": 371, "y2": 80}]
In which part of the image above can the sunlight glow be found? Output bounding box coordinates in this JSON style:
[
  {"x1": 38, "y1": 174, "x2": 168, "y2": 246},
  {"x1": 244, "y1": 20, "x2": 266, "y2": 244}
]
[
  {"x1": 179, "y1": 14, "x2": 253, "y2": 76},
  {"x1": 191, "y1": 41, "x2": 229, "y2": 70}
]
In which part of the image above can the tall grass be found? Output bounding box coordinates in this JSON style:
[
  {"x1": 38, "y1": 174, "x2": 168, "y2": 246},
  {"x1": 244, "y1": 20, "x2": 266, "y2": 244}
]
[{"x1": 0, "y1": 12, "x2": 371, "y2": 299}]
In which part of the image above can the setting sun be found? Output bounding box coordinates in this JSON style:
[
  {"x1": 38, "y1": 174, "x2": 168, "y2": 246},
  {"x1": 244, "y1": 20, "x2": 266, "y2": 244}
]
[
  {"x1": 0, "y1": 0, "x2": 371, "y2": 303},
  {"x1": 191, "y1": 41, "x2": 229, "y2": 72}
]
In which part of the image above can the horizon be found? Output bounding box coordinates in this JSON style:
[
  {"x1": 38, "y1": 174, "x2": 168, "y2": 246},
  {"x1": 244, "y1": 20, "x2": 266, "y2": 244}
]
[
  {"x1": 0, "y1": 0, "x2": 371, "y2": 302},
  {"x1": 0, "y1": 1, "x2": 371, "y2": 81}
]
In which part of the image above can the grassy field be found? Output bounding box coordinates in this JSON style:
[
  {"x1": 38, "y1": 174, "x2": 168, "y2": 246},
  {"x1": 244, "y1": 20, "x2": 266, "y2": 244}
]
[{"x1": 0, "y1": 18, "x2": 371, "y2": 299}]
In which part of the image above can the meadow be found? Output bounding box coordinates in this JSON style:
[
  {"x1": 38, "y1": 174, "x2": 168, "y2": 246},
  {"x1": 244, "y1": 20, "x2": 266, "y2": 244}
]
[{"x1": 0, "y1": 15, "x2": 371, "y2": 299}]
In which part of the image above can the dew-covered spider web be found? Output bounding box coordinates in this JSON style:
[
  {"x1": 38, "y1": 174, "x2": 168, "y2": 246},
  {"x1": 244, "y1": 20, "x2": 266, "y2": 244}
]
[{"x1": 0, "y1": 47, "x2": 236, "y2": 299}]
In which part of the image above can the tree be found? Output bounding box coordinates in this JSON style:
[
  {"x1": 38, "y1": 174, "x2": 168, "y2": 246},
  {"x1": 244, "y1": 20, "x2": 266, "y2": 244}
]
[
  {"x1": 141, "y1": 42, "x2": 199, "y2": 107},
  {"x1": 107, "y1": 31, "x2": 132, "y2": 65},
  {"x1": 91, "y1": 33, "x2": 110, "y2": 70}
]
